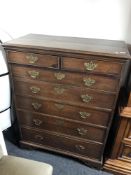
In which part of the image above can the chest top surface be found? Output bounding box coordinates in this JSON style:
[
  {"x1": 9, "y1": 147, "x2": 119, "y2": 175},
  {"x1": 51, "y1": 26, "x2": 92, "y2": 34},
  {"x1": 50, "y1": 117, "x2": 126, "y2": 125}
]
[{"x1": 2, "y1": 34, "x2": 131, "y2": 59}]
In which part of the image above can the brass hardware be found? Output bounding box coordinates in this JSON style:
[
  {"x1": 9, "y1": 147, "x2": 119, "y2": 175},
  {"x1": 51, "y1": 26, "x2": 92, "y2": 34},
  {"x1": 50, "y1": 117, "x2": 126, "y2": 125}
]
[
  {"x1": 28, "y1": 70, "x2": 39, "y2": 79},
  {"x1": 32, "y1": 102, "x2": 42, "y2": 110},
  {"x1": 54, "y1": 72, "x2": 65, "y2": 80},
  {"x1": 81, "y1": 94, "x2": 93, "y2": 103},
  {"x1": 35, "y1": 135, "x2": 43, "y2": 140},
  {"x1": 30, "y1": 86, "x2": 40, "y2": 94},
  {"x1": 77, "y1": 128, "x2": 88, "y2": 136},
  {"x1": 79, "y1": 112, "x2": 91, "y2": 119},
  {"x1": 84, "y1": 61, "x2": 97, "y2": 71},
  {"x1": 83, "y1": 78, "x2": 96, "y2": 87},
  {"x1": 55, "y1": 103, "x2": 64, "y2": 109},
  {"x1": 75, "y1": 145, "x2": 85, "y2": 151},
  {"x1": 26, "y1": 54, "x2": 38, "y2": 64},
  {"x1": 54, "y1": 86, "x2": 65, "y2": 95},
  {"x1": 33, "y1": 119, "x2": 42, "y2": 126}
]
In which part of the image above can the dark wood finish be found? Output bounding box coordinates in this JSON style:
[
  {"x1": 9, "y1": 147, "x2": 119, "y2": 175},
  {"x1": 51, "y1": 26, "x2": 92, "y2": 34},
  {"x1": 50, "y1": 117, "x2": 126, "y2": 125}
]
[
  {"x1": 8, "y1": 51, "x2": 59, "y2": 68},
  {"x1": 21, "y1": 127, "x2": 103, "y2": 160},
  {"x1": 17, "y1": 110, "x2": 106, "y2": 143},
  {"x1": 11, "y1": 64, "x2": 120, "y2": 92},
  {"x1": 14, "y1": 78, "x2": 116, "y2": 110},
  {"x1": 104, "y1": 94, "x2": 131, "y2": 174},
  {"x1": 62, "y1": 56, "x2": 123, "y2": 75},
  {"x1": 3, "y1": 34, "x2": 131, "y2": 168}
]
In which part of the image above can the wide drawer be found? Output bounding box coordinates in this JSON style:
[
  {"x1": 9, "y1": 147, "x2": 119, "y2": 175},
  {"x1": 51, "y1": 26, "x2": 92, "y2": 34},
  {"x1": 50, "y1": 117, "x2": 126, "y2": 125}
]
[
  {"x1": 62, "y1": 57, "x2": 123, "y2": 75},
  {"x1": 21, "y1": 127, "x2": 103, "y2": 160},
  {"x1": 11, "y1": 64, "x2": 119, "y2": 92},
  {"x1": 14, "y1": 79, "x2": 116, "y2": 109},
  {"x1": 17, "y1": 110, "x2": 106, "y2": 143},
  {"x1": 7, "y1": 51, "x2": 59, "y2": 68},
  {"x1": 16, "y1": 96, "x2": 110, "y2": 127}
]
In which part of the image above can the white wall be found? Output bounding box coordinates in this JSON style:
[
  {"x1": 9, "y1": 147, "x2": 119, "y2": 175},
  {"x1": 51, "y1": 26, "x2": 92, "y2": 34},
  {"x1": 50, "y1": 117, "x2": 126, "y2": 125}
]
[{"x1": 0, "y1": 0, "x2": 131, "y2": 43}]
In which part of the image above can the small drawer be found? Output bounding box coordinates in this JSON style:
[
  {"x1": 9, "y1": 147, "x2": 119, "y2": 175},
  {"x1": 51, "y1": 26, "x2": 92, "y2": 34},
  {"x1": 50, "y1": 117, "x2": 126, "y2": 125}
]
[
  {"x1": 11, "y1": 64, "x2": 119, "y2": 92},
  {"x1": 21, "y1": 127, "x2": 103, "y2": 160},
  {"x1": 17, "y1": 110, "x2": 106, "y2": 143},
  {"x1": 7, "y1": 51, "x2": 58, "y2": 68},
  {"x1": 14, "y1": 79, "x2": 116, "y2": 109},
  {"x1": 121, "y1": 144, "x2": 131, "y2": 160},
  {"x1": 62, "y1": 57, "x2": 123, "y2": 75},
  {"x1": 16, "y1": 96, "x2": 111, "y2": 127}
]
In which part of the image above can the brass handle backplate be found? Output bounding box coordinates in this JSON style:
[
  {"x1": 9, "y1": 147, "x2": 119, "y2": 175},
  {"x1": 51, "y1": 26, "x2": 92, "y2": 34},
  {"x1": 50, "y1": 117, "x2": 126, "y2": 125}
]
[
  {"x1": 33, "y1": 119, "x2": 43, "y2": 126},
  {"x1": 54, "y1": 72, "x2": 65, "y2": 80},
  {"x1": 26, "y1": 54, "x2": 38, "y2": 64},
  {"x1": 54, "y1": 86, "x2": 66, "y2": 95},
  {"x1": 55, "y1": 103, "x2": 65, "y2": 110},
  {"x1": 77, "y1": 128, "x2": 88, "y2": 136},
  {"x1": 28, "y1": 70, "x2": 39, "y2": 79},
  {"x1": 79, "y1": 112, "x2": 91, "y2": 119},
  {"x1": 84, "y1": 61, "x2": 97, "y2": 71},
  {"x1": 81, "y1": 94, "x2": 93, "y2": 103},
  {"x1": 35, "y1": 135, "x2": 43, "y2": 140},
  {"x1": 83, "y1": 78, "x2": 96, "y2": 87},
  {"x1": 30, "y1": 86, "x2": 40, "y2": 94},
  {"x1": 32, "y1": 102, "x2": 42, "y2": 110},
  {"x1": 75, "y1": 145, "x2": 85, "y2": 151}
]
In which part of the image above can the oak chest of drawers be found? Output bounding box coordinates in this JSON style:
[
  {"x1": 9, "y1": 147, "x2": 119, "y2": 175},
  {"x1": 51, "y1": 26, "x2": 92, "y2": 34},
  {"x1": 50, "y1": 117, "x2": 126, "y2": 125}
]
[{"x1": 3, "y1": 34, "x2": 131, "y2": 168}]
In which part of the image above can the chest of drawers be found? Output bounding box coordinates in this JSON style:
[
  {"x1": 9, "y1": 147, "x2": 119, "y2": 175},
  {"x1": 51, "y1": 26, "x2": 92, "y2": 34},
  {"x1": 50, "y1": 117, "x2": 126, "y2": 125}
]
[{"x1": 3, "y1": 34, "x2": 131, "y2": 168}]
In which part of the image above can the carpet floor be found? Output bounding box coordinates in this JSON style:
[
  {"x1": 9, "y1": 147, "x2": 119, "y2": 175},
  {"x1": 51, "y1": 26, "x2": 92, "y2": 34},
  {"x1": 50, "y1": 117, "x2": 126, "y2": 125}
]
[{"x1": 4, "y1": 128, "x2": 112, "y2": 175}]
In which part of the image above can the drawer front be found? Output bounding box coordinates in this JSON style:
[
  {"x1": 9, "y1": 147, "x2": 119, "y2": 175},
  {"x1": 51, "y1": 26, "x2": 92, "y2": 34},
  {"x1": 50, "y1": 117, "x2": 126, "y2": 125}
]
[
  {"x1": 11, "y1": 65, "x2": 119, "y2": 92},
  {"x1": 121, "y1": 144, "x2": 131, "y2": 160},
  {"x1": 16, "y1": 96, "x2": 110, "y2": 126},
  {"x1": 17, "y1": 110, "x2": 106, "y2": 143},
  {"x1": 62, "y1": 57, "x2": 123, "y2": 75},
  {"x1": 8, "y1": 51, "x2": 58, "y2": 68},
  {"x1": 21, "y1": 127, "x2": 103, "y2": 160},
  {"x1": 14, "y1": 79, "x2": 116, "y2": 109}
]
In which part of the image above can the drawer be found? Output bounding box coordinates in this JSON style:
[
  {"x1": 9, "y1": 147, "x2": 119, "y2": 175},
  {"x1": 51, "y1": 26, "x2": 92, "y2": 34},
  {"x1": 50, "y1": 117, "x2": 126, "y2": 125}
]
[
  {"x1": 16, "y1": 96, "x2": 110, "y2": 127},
  {"x1": 11, "y1": 64, "x2": 119, "y2": 92},
  {"x1": 14, "y1": 79, "x2": 116, "y2": 109},
  {"x1": 62, "y1": 57, "x2": 123, "y2": 75},
  {"x1": 21, "y1": 127, "x2": 103, "y2": 160},
  {"x1": 7, "y1": 51, "x2": 58, "y2": 68},
  {"x1": 121, "y1": 144, "x2": 131, "y2": 160},
  {"x1": 17, "y1": 110, "x2": 106, "y2": 143}
]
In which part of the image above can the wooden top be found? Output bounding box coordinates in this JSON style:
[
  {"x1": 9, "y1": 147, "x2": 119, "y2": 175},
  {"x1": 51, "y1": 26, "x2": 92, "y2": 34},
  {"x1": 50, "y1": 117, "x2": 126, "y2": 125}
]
[{"x1": 2, "y1": 34, "x2": 131, "y2": 58}]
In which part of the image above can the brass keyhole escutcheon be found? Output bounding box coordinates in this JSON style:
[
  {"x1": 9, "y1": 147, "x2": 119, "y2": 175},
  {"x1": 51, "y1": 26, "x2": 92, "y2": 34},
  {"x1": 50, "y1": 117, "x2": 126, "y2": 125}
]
[
  {"x1": 84, "y1": 61, "x2": 97, "y2": 71},
  {"x1": 26, "y1": 54, "x2": 38, "y2": 64}
]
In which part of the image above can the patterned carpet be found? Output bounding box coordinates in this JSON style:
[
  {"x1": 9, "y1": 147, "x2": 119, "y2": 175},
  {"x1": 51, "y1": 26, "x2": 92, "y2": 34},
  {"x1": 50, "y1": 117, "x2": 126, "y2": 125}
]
[{"x1": 4, "y1": 128, "x2": 112, "y2": 175}]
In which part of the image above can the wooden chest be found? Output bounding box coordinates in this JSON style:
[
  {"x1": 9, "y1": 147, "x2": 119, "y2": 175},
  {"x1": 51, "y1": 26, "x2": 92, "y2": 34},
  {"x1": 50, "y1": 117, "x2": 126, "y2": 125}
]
[{"x1": 3, "y1": 34, "x2": 131, "y2": 168}]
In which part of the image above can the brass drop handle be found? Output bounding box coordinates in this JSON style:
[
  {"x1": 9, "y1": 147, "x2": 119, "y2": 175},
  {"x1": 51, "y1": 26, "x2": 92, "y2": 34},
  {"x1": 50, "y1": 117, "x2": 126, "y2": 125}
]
[
  {"x1": 79, "y1": 112, "x2": 91, "y2": 119},
  {"x1": 32, "y1": 102, "x2": 42, "y2": 110},
  {"x1": 30, "y1": 86, "x2": 40, "y2": 94},
  {"x1": 84, "y1": 61, "x2": 97, "y2": 71},
  {"x1": 81, "y1": 94, "x2": 93, "y2": 103},
  {"x1": 54, "y1": 86, "x2": 66, "y2": 95},
  {"x1": 77, "y1": 128, "x2": 88, "y2": 136},
  {"x1": 54, "y1": 103, "x2": 65, "y2": 110},
  {"x1": 83, "y1": 78, "x2": 96, "y2": 87},
  {"x1": 54, "y1": 72, "x2": 65, "y2": 80},
  {"x1": 35, "y1": 135, "x2": 43, "y2": 140},
  {"x1": 33, "y1": 119, "x2": 43, "y2": 126},
  {"x1": 28, "y1": 70, "x2": 39, "y2": 79},
  {"x1": 26, "y1": 54, "x2": 38, "y2": 64},
  {"x1": 75, "y1": 145, "x2": 85, "y2": 151}
]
